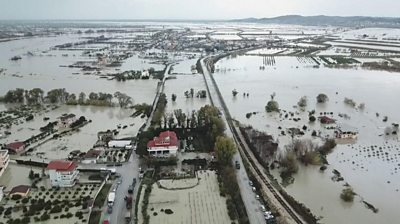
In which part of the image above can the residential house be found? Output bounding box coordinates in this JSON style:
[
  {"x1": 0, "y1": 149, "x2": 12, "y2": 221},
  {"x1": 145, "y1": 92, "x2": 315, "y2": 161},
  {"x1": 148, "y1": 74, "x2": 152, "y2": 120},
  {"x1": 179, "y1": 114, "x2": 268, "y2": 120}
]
[
  {"x1": 147, "y1": 131, "x2": 178, "y2": 157},
  {"x1": 47, "y1": 160, "x2": 79, "y2": 187},
  {"x1": 58, "y1": 113, "x2": 77, "y2": 128},
  {"x1": 97, "y1": 130, "x2": 115, "y2": 143},
  {"x1": 5, "y1": 142, "x2": 25, "y2": 154},
  {"x1": 0, "y1": 150, "x2": 9, "y2": 177},
  {"x1": 319, "y1": 116, "x2": 335, "y2": 124},
  {"x1": 9, "y1": 185, "x2": 30, "y2": 197},
  {"x1": 82, "y1": 150, "x2": 103, "y2": 164},
  {"x1": 335, "y1": 125, "x2": 358, "y2": 139}
]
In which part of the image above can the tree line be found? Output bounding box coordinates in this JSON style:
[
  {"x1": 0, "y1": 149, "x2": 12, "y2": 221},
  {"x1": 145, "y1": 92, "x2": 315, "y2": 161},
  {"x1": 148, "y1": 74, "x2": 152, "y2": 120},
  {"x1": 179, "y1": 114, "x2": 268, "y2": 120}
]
[{"x1": 0, "y1": 88, "x2": 133, "y2": 108}]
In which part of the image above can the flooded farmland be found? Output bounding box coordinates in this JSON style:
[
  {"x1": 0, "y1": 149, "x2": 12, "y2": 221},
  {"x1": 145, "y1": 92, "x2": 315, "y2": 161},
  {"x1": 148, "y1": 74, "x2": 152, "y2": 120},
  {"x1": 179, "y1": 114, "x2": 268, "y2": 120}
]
[
  {"x1": 215, "y1": 54, "x2": 400, "y2": 224},
  {"x1": 1, "y1": 19, "x2": 400, "y2": 224}
]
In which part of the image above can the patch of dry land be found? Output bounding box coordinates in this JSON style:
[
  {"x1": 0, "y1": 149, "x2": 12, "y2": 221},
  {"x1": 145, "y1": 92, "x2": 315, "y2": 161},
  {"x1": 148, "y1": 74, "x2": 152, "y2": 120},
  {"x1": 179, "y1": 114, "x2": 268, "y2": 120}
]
[{"x1": 147, "y1": 170, "x2": 230, "y2": 224}]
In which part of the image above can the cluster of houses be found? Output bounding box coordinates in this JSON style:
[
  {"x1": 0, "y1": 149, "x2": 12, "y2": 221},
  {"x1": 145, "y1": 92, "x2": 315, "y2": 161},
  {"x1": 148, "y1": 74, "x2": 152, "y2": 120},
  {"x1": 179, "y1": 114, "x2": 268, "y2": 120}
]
[
  {"x1": 0, "y1": 129, "x2": 181, "y2": 202},
  {"x1": 0, "y1": 159, "x2": 79, "y2": 202}
]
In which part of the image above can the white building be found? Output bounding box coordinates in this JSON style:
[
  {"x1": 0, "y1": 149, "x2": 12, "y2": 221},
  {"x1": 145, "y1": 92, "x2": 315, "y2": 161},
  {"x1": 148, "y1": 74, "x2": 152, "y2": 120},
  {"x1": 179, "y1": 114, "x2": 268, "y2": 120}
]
[
  {"x1": 58, "y1": 114, "x2": 77, "y2": 128},
  {"x1": 147, "y1": 131, "x2": 178, "y2": 157},
  {"x1": 0, "y1": 150, "x2": 9, "y2": 178},
  {"x1": 47, "y1": 160, "x2": 79, "y2": 187},
  {"x1": 108, "y1": 140, "x2": 132, "y2": 149}
]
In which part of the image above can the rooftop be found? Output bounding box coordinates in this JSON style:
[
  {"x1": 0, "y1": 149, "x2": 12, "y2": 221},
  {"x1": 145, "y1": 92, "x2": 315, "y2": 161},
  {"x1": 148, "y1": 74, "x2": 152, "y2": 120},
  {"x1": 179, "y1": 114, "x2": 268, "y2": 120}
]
[
  {"x1": 5, "y1": 142, "x2": 25, "y2": 150},
  {"x1": 147, "y1": 131, "x2": 178, "y2": 148},
  {"x1": 10, "y1": 185, "x2": 30, "y2": 195},
  {"x1": 47, "y1": 160, "x2": 77, "y2": 171}
]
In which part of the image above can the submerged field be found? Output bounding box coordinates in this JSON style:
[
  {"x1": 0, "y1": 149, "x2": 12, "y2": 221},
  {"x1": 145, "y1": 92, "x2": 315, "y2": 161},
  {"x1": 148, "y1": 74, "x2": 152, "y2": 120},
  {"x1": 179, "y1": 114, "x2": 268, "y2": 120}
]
[{"x1": 214, "y1": 55, "x2": 400, "y2": 224}]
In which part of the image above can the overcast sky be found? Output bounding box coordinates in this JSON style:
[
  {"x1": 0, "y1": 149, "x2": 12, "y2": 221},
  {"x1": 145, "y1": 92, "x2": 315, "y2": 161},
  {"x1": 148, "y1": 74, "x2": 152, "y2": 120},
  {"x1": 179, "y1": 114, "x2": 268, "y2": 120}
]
[{"x1": 0, "y1": 0, "x2": 398, "y2": 20}]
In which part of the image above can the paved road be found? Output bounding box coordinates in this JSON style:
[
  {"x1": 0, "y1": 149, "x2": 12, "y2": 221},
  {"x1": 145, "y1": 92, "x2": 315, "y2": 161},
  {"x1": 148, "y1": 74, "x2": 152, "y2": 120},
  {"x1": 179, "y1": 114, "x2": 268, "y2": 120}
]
[
  {"x1": 200, "y1": 58, "x2": 265, "y2": 224},
  {"x1": 101, "y1": 152, "x2": 140, "y2": 224},
  {"x1": 144, "y1": 64, "x2": 172, "y2": 130}
]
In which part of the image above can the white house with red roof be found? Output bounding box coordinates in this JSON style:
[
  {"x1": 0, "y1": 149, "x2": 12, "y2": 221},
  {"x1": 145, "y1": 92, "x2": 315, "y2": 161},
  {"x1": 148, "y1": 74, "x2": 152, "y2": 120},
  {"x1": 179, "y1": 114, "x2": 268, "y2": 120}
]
[
  {"x1": 147, "y1": 131, "x2": 178, "y2": 157},
  {"x1": 47, "y1": 160, "x2": 79, "y2": 187}
]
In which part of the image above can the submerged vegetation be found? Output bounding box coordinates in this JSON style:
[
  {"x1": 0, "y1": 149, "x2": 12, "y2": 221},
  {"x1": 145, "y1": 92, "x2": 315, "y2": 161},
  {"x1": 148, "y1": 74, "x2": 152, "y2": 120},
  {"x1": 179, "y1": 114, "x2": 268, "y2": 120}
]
[
  {"x1": 265, "y1": 93, "x2": 279, "y2": 112},
  {"x1": 0, "y1": 88, "x2": 133, "y2": 108},
  {"x1": 340, "y1": 187, "x2": 356, "y2": 202}
]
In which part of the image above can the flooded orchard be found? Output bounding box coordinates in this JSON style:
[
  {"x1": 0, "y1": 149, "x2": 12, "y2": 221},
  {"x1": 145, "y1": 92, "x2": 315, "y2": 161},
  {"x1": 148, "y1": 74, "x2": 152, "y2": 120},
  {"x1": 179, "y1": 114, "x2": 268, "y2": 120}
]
[{"x1": 214, "y1": 54, "x2": 400, "y2": 224}]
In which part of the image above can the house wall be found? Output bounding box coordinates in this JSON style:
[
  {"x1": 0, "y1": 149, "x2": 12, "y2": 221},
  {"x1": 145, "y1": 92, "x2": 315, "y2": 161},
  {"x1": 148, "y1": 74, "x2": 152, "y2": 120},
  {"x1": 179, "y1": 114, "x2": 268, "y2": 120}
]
[
  {"x1": 148, "y1": 145, "x2": 178, "y2": 156},
  {"x1": 82, "y1": 158, "x2": 97, "y2": 164},
  {"x1": 49, "y1": 169, "x2": 79, "y2": 187},
  {"x1": 108, "y1": 140, "x2": 131, "y2": 148},
  {"x1": 58, "y1": 117, "x2": 77, "y2": 128}
]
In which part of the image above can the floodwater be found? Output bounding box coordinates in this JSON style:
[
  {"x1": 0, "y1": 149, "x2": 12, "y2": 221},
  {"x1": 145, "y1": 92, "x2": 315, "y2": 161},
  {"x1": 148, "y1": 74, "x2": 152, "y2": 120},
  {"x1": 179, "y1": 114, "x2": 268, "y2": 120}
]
[
  {"x1": 0, "y1": 33, "x2": 162, "y2": 163},
  {"x1": 164, "y1": 74, "x2": 210, "y2": 115},
  {"x1": 0, "y1": 104, "x2": 144, "y2": 161},
  {"x1": 214, "y1": 55, "x2": 400, "y2": 224}
]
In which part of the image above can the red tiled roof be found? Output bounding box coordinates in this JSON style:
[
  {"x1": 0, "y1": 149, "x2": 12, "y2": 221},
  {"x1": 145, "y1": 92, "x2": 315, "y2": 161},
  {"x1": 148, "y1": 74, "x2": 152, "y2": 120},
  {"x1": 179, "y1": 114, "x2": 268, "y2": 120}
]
[
  {"x1": 10, "y1": 185, "x2": 30, "y2": 194},
  {"x1": 147, "y1": 131, "x2": 178, "y2": 148},
  {"x1": 6, "y1": 142, "x2": 25, "y2": 150},
  {"x1": 47, "y1": 160, "x2": 77, "y2": 171}
]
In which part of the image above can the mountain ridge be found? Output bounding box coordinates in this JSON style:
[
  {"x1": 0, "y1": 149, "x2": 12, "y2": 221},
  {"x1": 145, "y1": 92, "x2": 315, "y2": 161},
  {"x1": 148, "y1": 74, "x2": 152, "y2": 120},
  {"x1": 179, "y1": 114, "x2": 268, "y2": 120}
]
[{"x1": 231, "y1": 15, "x2": 400, "y2": 27}]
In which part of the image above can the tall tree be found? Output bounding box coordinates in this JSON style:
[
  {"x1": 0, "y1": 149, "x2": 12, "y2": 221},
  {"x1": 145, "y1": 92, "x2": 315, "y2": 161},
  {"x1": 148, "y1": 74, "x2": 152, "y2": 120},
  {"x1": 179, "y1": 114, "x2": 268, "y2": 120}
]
[{"x1": 215, "y1": 136, "x2": 236, "y2": 166}]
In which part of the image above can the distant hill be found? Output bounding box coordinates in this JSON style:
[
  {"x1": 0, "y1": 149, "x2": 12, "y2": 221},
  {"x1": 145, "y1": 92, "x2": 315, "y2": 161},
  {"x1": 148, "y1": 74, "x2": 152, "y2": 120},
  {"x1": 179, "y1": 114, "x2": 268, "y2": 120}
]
[{"x1": 231, "y1": 15, "x2": 400, "y2": 28}]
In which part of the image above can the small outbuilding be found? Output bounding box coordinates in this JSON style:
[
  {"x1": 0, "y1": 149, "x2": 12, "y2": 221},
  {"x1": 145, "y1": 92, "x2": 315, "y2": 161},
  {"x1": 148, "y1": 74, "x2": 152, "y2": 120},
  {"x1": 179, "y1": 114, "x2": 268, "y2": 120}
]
[
  {"x1": 9, "y1": 185, "x2": 31, "y2": 197},
  {"x1": 5, "y1": 142, "x2": 25, "y2": 154}
]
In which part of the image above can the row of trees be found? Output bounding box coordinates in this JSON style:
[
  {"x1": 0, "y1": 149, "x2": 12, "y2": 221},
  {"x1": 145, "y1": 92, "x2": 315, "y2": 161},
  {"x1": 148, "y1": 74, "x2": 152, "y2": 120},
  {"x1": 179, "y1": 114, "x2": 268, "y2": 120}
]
[{"x1": 0, "y1": 88, "x2": 133, "y2": 108}]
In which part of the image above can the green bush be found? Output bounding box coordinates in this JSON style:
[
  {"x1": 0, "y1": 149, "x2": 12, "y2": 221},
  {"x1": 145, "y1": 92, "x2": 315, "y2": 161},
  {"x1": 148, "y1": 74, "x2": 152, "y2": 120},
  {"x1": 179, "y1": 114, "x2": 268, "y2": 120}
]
[
  {"x1": 340, "y1": 188, "x2": 355, "y2": 202},
  {"x1": 21, "y1": 198, "x2": 29, "y2": 204},
  {"x1": 40, "y1": 213, "x2": 50, "y2": 221},
  {"x1": 11, "y1": 195, "x2": 22, "y2": 201},
  {"x1": 265, "y1": 100, "x2": 279, "y2": 112}
]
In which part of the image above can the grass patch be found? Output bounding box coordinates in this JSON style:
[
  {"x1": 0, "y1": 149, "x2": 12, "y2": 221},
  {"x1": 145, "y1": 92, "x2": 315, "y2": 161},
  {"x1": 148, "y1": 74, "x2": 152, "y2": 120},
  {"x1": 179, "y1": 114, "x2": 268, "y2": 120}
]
[{"x1": 93, "y1": 183, "x2": 112, "y2": 208}]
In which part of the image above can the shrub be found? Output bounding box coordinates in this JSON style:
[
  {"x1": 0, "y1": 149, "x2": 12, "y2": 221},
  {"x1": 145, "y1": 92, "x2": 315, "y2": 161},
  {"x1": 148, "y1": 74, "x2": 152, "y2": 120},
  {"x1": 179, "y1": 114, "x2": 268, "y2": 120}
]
[
  {"x1": 21, "y1": 198, "x2": 29, "y2": 204},
  {"x1": 11, "y1": 195, "x2": 22, "y2": 201},
  {"x1": 340, "y1": 188, "x2": 355, "y2": 202},
  {"x1": 40, "y1": 213, "x2": 50, "y2": 221},
  {"x1": 265, "y1": 100, "x2": 279, "y2": 112},
  {"x1": 316, "y1": 93, "x2": 328, "y2": 103},
  {"x1": 164, "y1": 209, "x2": 173, "y2": 215},
  {"x1": 297, "y1": 96, "x2": 307, "y2": 107},
  {"x1": 75, "y1": 211, "x2": 83, "y2": 218}
]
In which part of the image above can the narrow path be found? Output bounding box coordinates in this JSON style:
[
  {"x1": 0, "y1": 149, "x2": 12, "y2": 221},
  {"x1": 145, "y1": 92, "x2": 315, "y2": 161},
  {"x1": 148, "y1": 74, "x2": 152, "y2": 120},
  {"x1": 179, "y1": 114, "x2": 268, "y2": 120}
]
[{"x1": 144, "y1": 64, "x2": 173, "y2": 130}]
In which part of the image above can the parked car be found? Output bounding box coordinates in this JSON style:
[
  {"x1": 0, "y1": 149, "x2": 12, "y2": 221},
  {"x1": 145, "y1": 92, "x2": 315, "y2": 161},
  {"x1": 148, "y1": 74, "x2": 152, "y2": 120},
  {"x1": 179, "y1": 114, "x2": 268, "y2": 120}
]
[
  {"x1": 249, "y1": 181, "x2": 253, "y2": 186},
  {"x1": 125, "y1": 196, "x2": 133, "y2": 209},
  {"x1": 132, "y1": 177, "x2": 137, "y2": 186},
  {"x1": 235, "y1": 161, "x2": 240, "y2": 169},
  {"x1": 128, "y1": 185, "x2": 134, "y2": 194},
  {"x1": 255, "y1": 195, "x2": 260, "y2": 200},
  {"x1": 252, "y1": 187, "x2": 256, "y2": 192},
  {"x1": 107, "y1": 206, "x2": 113, "y2": 214},
  {"x1": 260, "y1": 205, "x2": 266, "y2": 212},
  {"x1": 117, "y1": 177, "x2": 122, "y2": 185}
]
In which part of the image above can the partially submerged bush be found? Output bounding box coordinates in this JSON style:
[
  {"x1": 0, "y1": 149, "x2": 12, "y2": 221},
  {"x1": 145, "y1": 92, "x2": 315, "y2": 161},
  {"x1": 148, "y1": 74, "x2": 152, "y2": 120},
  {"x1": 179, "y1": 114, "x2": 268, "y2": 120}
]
[
  {"x1": 340, "y1": 187, "x2": 355, "y2": 202},
  {"x1": 297, "y1": 96, "x2": 307, "y2": 107},
  {"x1": 266, "y1": 100, "x2": 279, "y2": 112},
  {"x1": 316, "y1": 93, "x2": 328, "y2": 103}
]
